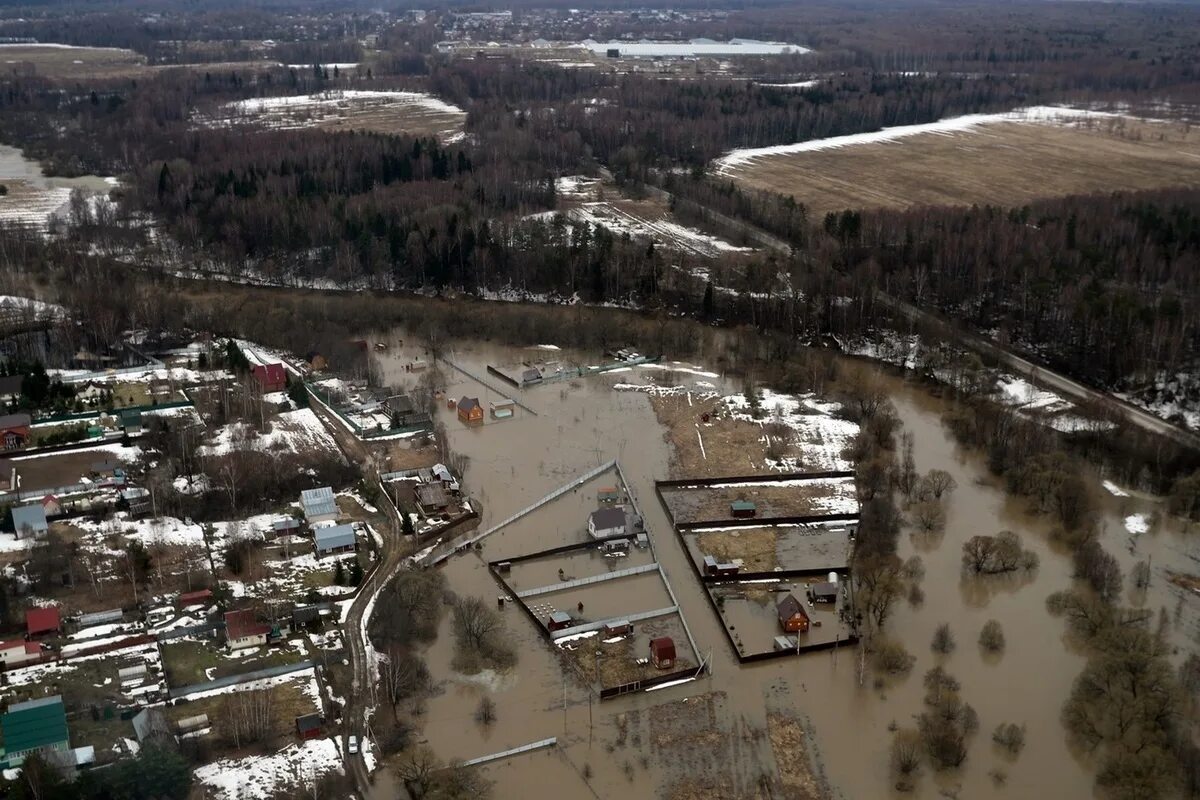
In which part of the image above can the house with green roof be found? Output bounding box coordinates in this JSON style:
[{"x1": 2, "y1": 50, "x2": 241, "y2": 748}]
[{"x1": 1, "y1": 695, "x2": 69, "y2": 766}]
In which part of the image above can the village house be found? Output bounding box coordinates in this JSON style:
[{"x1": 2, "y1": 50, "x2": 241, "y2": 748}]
[
  {"x1": 0, "y1": 638, "x2": 43, "y2": 668},
  {"x1": 547, "y1": 610, "x2": 573, "y2": 631},
  {"x1": 76, "y1": 382, "x2": 105, "y2": 406},
  {"x1": 808, "y1": 579, "x2": 839, "y2": 604},
  {"x1": 300, "y1": 486, "x2": 339, "y2": 524},
  {"x1": 252, "y1": 363, "x2": 288, "y2": 394},
  {"x1": 776, "y1": 594, "x2": 811, "y2": 634},
  {"x1": 224, "y1": 609, "x2": 270, "y2": 650},
  {"x1": 177, "y1": 588, "x2": 214, "y2": 607},
  {"x1": 270, "y1": 517, "x2": 302, "y2": 538},
  {"x1": 456, "y1": 396, "x2": 483, "y2": 424},
  {"x1": 385, "y1": 393, "x2": 421, "y2": 425},
  {"x1": 0, "y1": 412, "x2": 31, "y2": 450},
  {"x1": 415, "y1": 482, "x2": 450, "y2": 513},
  {"x1": 295, "y1": 713, "x2": 324, "y2": 741},
  {"x1": 11, "y1": 504, "x2": 48, "y2": 539},
  {"x1": 314, "y1": 524, "x2": 356, "y2": 556},
  {"x1": 26, "y1": 606, "x2": 61, "y2": 637},
  {"x1": 587, "y1": 507, "x2": 626, "y2": 539},
  {"x1": 148, "y1": 378, "x2": 172, "y2": 399},
  {"x1": 40, "y1": 494, "x2": 62, "y2": 517},
  {"x1": 0, "y1": 375, "x2": 24, "y2": 405},
  {"x1": 0, "y1": 696, "x2": 69, "y2": 766},
  {"x1": 650, "y1": 636, "x2": 676, "y2": 669},
  {"x1": 118, "y1": 408, "x2": 142, "y2": 436}
]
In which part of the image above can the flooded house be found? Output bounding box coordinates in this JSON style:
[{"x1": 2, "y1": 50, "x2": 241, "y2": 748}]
[
  {"x1": 490, "y1": 398, "x2": 515, "y2": 419},
  {"x1": 457, "y1": 396, "x2": 484, "y2": 424},
  {"x1": 702, "y1": 555, "x2": 739, "y2": 577},
  {"x1": 547, "y1": 610, "x2": 573, "y2": 631},
  {"x1": 521, "y1": 367, "x2": 543, "y2": 385},
  {"x1": 650, "y1": 636, "x2": 676, "y2": 669},
  {"x1": 808, "y1": 578, "x2": 840, "y2": 604},
  {"x1": 598, "y1": 486, "x2": 620, "y2": 504},
  {"x1": 588, "y1": 507, "x2": 626, "y2": 539},
  {"x1": 776, "y1": 594, "x2": 811, "y2": 634}
]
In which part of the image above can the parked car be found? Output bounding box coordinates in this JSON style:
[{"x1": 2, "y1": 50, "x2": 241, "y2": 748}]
[{"x1": 347, "y1": 735, "x2": 359, "y2": 755}]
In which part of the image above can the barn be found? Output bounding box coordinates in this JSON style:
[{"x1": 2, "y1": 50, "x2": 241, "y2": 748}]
[
  {"x1": 650, "y1": 637, "x2": 676, "y2": 670},
  {"x1": 776, "y1": 594, "x2": 810, "y2": 634}
]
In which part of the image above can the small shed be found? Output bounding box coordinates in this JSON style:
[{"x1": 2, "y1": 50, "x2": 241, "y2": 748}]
[
  {"x1": 271, "y1": 517, "x2": 301, "y2": 537},
  {"x1": 597, "y1": 487, "x2": 620, "y2": 504},
  {"x1": 547, "y1": 611, "x2": 573, "y2": 631},
  {"x1": 11, "y1": 504, "x2": 48, "y2": 539},
  {"x1": 650, "y1": 636, "x2": 676, "y2": 669},
  {"x1": 521, "y1": 367, "x2": 543, "y2": 385},
  {"x1": 773, "y1": 636, "x2": 797, "y2": 652},
  {"x1": 490, "y1": 399, "x2": 514, "y2": 420},
  {"x1": 776, "y1": 594, "x2": 810, "y2": 634},
  {"x1": 808, "y1": 581, "x2": 839, "y2": 604},
  {"x1": 118, "y1": 408, "x2": 143, "y2": 435},
  {"x1": 176, "y1": 714, "x2": 209, "y2": 733},
  {"x1": 296, "y1": 713, "x2": 324, "y2": 741},
  {"x1": 457, "y1": 397, "x2": 483, "y2": 424},
  {"x1": 730, "y1": 500, "x2": 757, "y2": 519},
  {"x1": 131, "y1": 708, "x2": 171, "y2": 744},
  {"x1": 314, "y1": 524, "x2": 356, "y2": 555},
  {"x1": 148, "y1": 378, "x2": 172, "y2": 398},
  {"x1": 177, "y1": 588, "x2": 213, "y2": 607},
  {"x1": 603, "y1": 620, "x2": 632, "y2": 637},
  {"x1": 78, "y1": 608, "x2": 123, "y2": 628},
  {"x1": 26, "y1": 606, "x2": 61, "y2": 637}
]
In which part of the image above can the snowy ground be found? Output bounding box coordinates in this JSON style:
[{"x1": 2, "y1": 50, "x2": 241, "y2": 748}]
[
  {"x1": 199, "y1": 408, "x2": 340, "y2": 457},
  {"x1": 193, "y1": 733, "x2": 342, "y2": 799},
  {"x1": 724, "y1": 389, "x2": 860, "y2": 472},
  {"x1": 577, "y1": 38, "x2": 809, "y2": 57},
  {"x1": 714, "y1": 106, "x2": 1127, "y2": 173}
]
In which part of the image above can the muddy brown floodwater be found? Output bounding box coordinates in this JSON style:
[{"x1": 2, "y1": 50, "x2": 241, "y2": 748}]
[{"x1": 366, "y1": 334, "x2": 1197, "y2": 800}]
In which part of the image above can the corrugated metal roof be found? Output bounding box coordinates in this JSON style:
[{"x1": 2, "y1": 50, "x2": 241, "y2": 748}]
[
  {"x1": 300, "y1": 487, "x2": 338, "y2": 519},
  {"x1": 314, "y1": 524, "x2": 356, "y2": 552},
  {"x1": 11, "y1": 504, "x2": 47, "y2": 534},
  {"x1": 2, "y1": 695, "x2": 67, "y2": 755}
]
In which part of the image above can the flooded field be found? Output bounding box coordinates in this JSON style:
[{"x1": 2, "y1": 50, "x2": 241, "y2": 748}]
[
  {"x1": 362, "y1": 330, "x2": 1197, "y2": 800},
  {"x1": 0, "y1": 144, "x2": 114, "y2": 229}
]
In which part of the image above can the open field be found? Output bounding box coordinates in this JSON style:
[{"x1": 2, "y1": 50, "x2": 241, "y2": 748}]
[
  {"x1": 660, "y1": 478, "x2": 858, "y2": 526},
  {"x1": 719, "y1": 114, "x2": 1200, "y2": 215},
  {"x1": 211, "y1": 90, "x2": 467, "y2": 142},
  {"x1": 0, "y1": 44, "x2": 146, "y2": 78}
]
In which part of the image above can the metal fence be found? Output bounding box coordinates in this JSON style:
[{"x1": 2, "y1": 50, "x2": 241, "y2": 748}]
[{"x1": 167, "y1": 659, "x2": 316, "y2": 699}]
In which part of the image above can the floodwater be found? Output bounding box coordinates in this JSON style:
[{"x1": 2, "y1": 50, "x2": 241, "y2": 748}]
[
  {"x1": 365, "y1": 333, "x2": 1196, "y2": 800},
  {"x1": 0, "y1": 144, "x2": 114, "y2": 228}
]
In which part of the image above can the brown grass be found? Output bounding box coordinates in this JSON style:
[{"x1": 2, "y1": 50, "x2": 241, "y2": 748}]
[
  {"x1": 695, "y1": 528, "x2": 778, "y2": 572},
  {"x1": 0, "y1": 45, "x2": 147, "y2": 79},
  {"x1": 725, "y1": 118, "x2": 1200, "y2": 215},
  {"x1": 651, "y1": 395, "x2": 773, "y2": 477},
  {"x1": 767, "y1": 712, "x2": 828, "y2": 800}
]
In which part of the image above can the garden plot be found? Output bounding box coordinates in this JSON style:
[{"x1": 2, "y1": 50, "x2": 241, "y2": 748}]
[
  {"x1": 683, "y1": 522, "x2": 852, "y2": 575},
  {"x1": 710, "y1": 575, "x2": 851, "y2": 659},
  {"x1": 211, "y1": 89, "x2": 467, "y2": 142},
  {"x1": 199, "y1": 408, "x2": 340, "y2": 456},
  {"x1": 659, "y1": 476, "x2": 859, "y2": 527}
]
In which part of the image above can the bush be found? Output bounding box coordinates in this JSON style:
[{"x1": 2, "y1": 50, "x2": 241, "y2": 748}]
[
  {"x1": 873, "y1": 639, "x2": 915, "y2": 676},
  {"x1": 992, "y1": 722, "x2": 1025, "y2": 754},
  {"x1": 978, "y1": 620, "x2": 1005, "y2": 653},
  {"x1": 931, "y1": 623, "x2": 955, "y2": 655}
]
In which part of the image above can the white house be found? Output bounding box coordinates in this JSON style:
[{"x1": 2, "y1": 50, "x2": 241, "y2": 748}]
[
  {"x1": 0, "y1": 639, "x2": 42, "y2": 668},
  {"x1": 587, "y1": 507, "x2": 626, "y2": 539}
]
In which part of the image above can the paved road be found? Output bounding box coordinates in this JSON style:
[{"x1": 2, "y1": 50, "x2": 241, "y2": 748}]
[
  {"x1": 307, "y1": 393, "x2": 407, "y2": 796},
  {"x1": 650, "y1": 179, "x2": 1200, "y2": 451}
]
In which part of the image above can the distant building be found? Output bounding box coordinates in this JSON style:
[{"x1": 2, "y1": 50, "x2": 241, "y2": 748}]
[
  {"x1": 300, "y1": 487, "x2": 339, "y2": 524},
  {"x1": 0, "y1": 639, "x2": 43, "y2": 668},
  {"x1": 587, "y1": 507, "x2": 626, "y2": 539},
  {"x1": 776, "y1": 594, "x2": 810, "y2": 634},
  {"x1": 650, "y1": 636, "x2": 676, "y2": 669},
  {"x1": 11, "y1": 504, "x2": 48, "y2": 539},
  {"x1": 0, "y1": 695, "x2": 69, "y2": 766},
  {"x1": 314, "y1": 524, "x2": 356, "y2": 556},
  {"x1": 252, "y1": 363, "x2": 288, "y2": 393},
  {"x1": 224, "y1": 609, "x2": 270, "y2": 650},
  {"x1": 457, "y1": 397, "x2": 483, "y2": 424},
  {"x1": 0, "y1": 412, "x2": 31, "y2": 450},
  {"x1": 26, "y1": 606, "x2": 61, "y2": 637}
]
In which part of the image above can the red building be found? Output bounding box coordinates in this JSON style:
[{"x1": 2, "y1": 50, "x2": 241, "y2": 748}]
[
  {"x1": 26, "y1": 606, "x2": 61, "y2": 637},
  {"x1": 252, "y1": 363, "x2": 288, "y2": 393},
  {"x1": 776, "y1": 594, "x2": 811, "y2": 634},
  {"x1": 177, "y1": 589, "x2": 214, "y2": 607},
  {"x1": 650, "y1": 636, "x2": 676, "y2": 670},
  {"x1": 296, "y1": 713, "x2": 324, "y2": 741},
  {"x1": 0, "y1": 413, "x2": 31, "y2": 451}
]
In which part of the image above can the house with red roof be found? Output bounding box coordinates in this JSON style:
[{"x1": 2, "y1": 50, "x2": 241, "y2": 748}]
[
  {"x1": 0, "y1": 639, "x2": 43, "y2": 668},
  {"x1": 26, "y1": 606, "x2": 61, "y2": 638},
  {"x1": 224, "y1": 609, "x2": 270, "y2": 650},
  {"x1": 251, "y1": 363, "x2": 287, "y2": 394}
]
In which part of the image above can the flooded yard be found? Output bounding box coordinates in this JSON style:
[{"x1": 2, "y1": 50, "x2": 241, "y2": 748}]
[
  {"x1": 0, "y1": 144, "x2": 114, "y2": 229},
  {"x1": 363, "y1": 331, "x2": 1195, "y2": 800}
]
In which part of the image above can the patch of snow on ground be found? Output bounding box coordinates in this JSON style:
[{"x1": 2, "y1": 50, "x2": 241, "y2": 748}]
[
  {"x1": 193, "y1": 737, "x2": 343, "y2": 799},
  {"x1": 199, "y1": 408, "x2": 338, "y2": 456},
  {"x1": 1103, "y1": 480, "x2": 1130, "y2": 498},
  {"x1": 725, "y1": 389, "x2": 859, "y2": 472},
  {"x1": 1125, "y1": 514, "x2": 1150, "y2": 535},
  {"x1": 714, "y1": 106, "x2": 1128, "y2": 173},
  {"x1": 566, "y1": 202, "x2": 754, "y2": 258}
]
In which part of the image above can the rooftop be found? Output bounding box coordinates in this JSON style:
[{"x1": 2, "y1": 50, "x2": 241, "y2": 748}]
[
  {"x1": 314, "y1": 524, "x2": 356, "y2": 552},
  {"x1": 589, "y1": 507, "x2": 626, "y2": 531},
  {"x1": 1, "y1": 695, "x2": 68, "y2": 756},
  {"x1": 26, "y1": 606, "x2": 60, "y2": 635}
]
